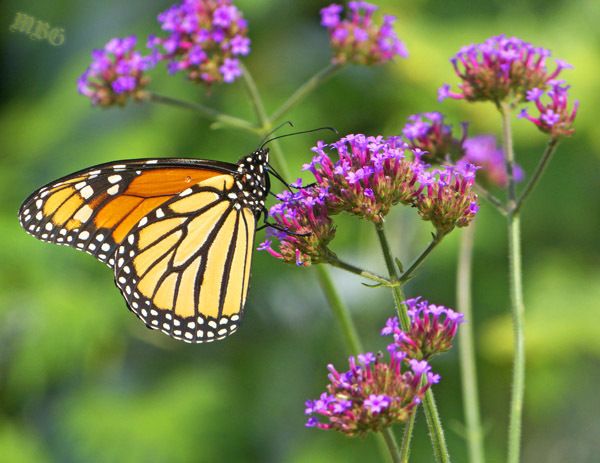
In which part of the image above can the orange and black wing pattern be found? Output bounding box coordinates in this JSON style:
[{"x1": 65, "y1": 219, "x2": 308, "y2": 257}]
[
  {"x1": 113, "y1": 174, "x2": 256, "y2": 343},
  {"x1": 19, "y1": 150, "x2": 271, "y2": 343},
  {"x1": 18, "y1": 159, "x2": 235, "y2": 266}
]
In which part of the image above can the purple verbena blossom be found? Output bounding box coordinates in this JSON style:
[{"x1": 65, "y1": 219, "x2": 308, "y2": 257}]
[
  {"x1": 458, "y1": 135, "x2": 524, "y2": 188},
  {"x1": 320, "y1": 2, "x2": 408, "y2": 65},
  {"x1": 383, "y1": 297, "x2": 464, "y2": 359},
  {"x1": 305, "y1": 350, "x2": 439, "y2": 436},
  {"x1": 258, "y1": 183, "x2": 336, "y2": 267},
  {"x1": 403, "y1": 112, "x2": 467, "y2": 162},
  {"x1": 78, "y1": 36, "x2": 156, "y2": 106},
  {"x1": 150, "y1": 0, "x2": 250, "y2": 86},
  {"x1": 518, "y1": 81, "x2": 578, "y2": 137},
  {"x1": 304, "y1": 134, "x2": 423, "y2": 223},
  {"x1": 438, "y1": 35, "x2": 574, "y2": 104},
  {"x1": 415, "y1": 162, "x2": 479, "y2": 235}
]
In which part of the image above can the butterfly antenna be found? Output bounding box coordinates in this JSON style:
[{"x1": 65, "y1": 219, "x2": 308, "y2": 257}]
[
  {"x1": 260, "y1": 126, "x2": 338, "y2": 149},
  {"x1": 259, "y1": 121, "x2": 294, "y2": 147}
]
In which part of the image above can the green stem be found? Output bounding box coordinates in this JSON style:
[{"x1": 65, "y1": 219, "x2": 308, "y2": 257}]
[
  {"x1": 270, "y1": 63, "x2": 343, "y2": 122},
  {"x1": 326, "y1": 254, "x2": 395, "y2": 286},
  {"x1": 457, "y1": 222, "x2": 486, "y2": 463},
  {"x1": 146, "y1": 92, "x2": 258, "y2": 134},
  {"x1": 382, "y1": 427, "x2": 403, "y2": 463},
  {"x1": 400, "y1": 411, "x2": 417, "y2": 463},
  {"x1": 423, "y1": 389, "x2": 451, "y2": 463},
  {"x1": 314, "y1": 265, "x2": 363, "y2": 353},
  {"x1": 513, "y1": 137, "x2": 560, "y2": 214},
  {"x1": 500, "y1": 103, "x2": 526, "y2": 463},
  {"x1": 399, "y1": 235, "x2": 443, "y2": 284},
  {"x1": 474, "y1": 183, "x2": 507, "y2": 216},
  {"x1": 374, "y1": 222, "x2": 409, "y2": 328},
  {"x1": 374, "y1": 222, "x2": 451, "y2": 463},
  {"x1": 240, "y1": 64, "x2": 291, "y2": 179},
  {"x1": 240, "y1": 63, "x2": 270, "y2": 128}
]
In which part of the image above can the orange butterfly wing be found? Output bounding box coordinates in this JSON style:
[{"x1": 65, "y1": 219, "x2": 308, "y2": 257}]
[{"x1": 19, "y1": 159, "x2": 233, "y2": 265}]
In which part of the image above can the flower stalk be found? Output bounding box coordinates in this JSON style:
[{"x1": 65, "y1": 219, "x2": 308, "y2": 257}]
[
  {"x1": 457, "y1": 222, "x2": 485, "y2": 463},
  {"x1": 500, "y1": 102, "x2": 526, "y2": 463},
  {"x1": 147, "y1": 92, "x2": 258, "y2": 133},
  {"x1": 374, "y1": 222, "x2": 451, "y2": 463},
  {"x1": 514, "y1": 137, "x2": 560, "y2": 214},
  {"x1": 270, "y1": 63, "x2": 343, "y2": 122}
]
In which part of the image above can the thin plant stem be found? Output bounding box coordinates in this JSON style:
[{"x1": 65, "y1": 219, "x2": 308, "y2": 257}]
[
  {"x1": 374, "y1": 222, "x2": 409, "y2": 328},
  {"x1": 326, "y1": 254, "x2": 395, "y2": 286},
  {"x1": 374, "y1": 222, "x2": 451, "y2": 463},
  {"x1": 399, "y1": 235, "x2": 443, "y2": 284},
  {"x1": 314, "y1": 265, "x2": 363, "y2": 353},
  {"x1": 514, "y1": 137, "x2": 560, "y2": 214},
  {"x1": 500, "y1": 102, "x2": 526, "y2": 463},
  {"x1": 270, "y1": 63, "x2": 343, "y2": 122},
  {"x1": 400, "y1": 411, "x2": 417, "y2": 463},
  {"x1": 146, "y1": 92, "x2": 258, "y2": 134},
  {"x1": 240, "y1": 63, "x2": 270, "y2": 128},
  {"x1": 240, "y1": 64, "x2": 291, "y2": 179},
  {"x1": 237, "y1": 64, "x2": 402, "y2": 463},
  {"x1": 382, "y1": 427, "x2": 403, "y2": 463},
  {"x1": 423, "y1": 389, "x2": 451, "y2": 463},
  {"x1": 474, "y1": 183, "x2": 507, "y2": 215},
  {"x1": 457, "y1": 222, "x2": 486, "y2": 463}
]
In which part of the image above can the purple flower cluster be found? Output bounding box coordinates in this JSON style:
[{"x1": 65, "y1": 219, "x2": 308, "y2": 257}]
[
  {"x1": 258, "y1": 184, "x2": 336, "y2": 266},
  {"x1": 415, "y1": 162, "x2": 479, "y2": 236},
  {"x1": 403, "y1": 112, "x2": 467, "y2": 162},
  {"x1": 260, "y1": 134, "x2": 479, "y2": 265},
  {"x1": 304, "y1": 135, "x2": 422, "y2": 222},
  {"x1": 305, "y1": 350, "x2": 439, "y2": 436},
  {"x1": 438, "y1": 35, "x2": 573, "y2": 104},
  {"x1": 149, "y1": 0, "x2": 250, "y2": 85},
  {"x1": 382, "y1": 297, "x2": 464, "y2": 360},
  {"x1": 320, "y1": 2, "x2": 408, "y2": 65},
  {"x1": 518, "y1": 82, "x2": 578, "y2": 137},
  {"x1": 458, "y1": 135, "x2": 523, "y2": 188},
  {"x1": 77, "y1": 36, "x2": 156, "y2": 106}
]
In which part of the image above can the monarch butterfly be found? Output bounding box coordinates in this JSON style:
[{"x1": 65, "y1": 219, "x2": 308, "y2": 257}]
[{"x1": 19, "y1": 148, "x2": 273, "y2": 343}]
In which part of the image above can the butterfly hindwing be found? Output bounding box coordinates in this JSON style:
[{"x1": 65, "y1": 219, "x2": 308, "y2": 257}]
[
  {"x1": 19, "y1": 159, "x2": 235, "y2": 265},
  {"x1": 113, "y1": 177, "x2": 256, "y2": 343}
]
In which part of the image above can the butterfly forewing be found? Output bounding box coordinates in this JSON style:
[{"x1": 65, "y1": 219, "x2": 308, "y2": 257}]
[{"x1": 18, "y1": 159, "x2": 234, "y2": 265}]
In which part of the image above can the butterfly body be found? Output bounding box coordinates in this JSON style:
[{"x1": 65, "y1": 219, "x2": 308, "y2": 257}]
[{"x1": 19, "y1": 149, "x2": 270, "y2": 343}]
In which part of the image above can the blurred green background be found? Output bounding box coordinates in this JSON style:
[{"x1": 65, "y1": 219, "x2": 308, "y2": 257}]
[{"x1": 1, "y1": 0, "x2": 598, "y2": 462}]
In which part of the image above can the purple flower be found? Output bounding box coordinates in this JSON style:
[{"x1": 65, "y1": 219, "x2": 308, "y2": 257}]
[
  {"x1": 382, "y1": 297, "x2": 465, "y2": 359},
  {"x1": 320, "y1": 2, "x2": 408, "y2": 65},
  {"x1": 364, "y1": 394, "x2": 391, "y2": 414},
  {"x1": 414, "y1": 163, "x2": 479, "y2": 235},
  {"x1": 403, "y1": 112, "x2": 467, "y2": 162},
  {"x1": 219, "y1": 57, "x2": 241, "y2": 82},
  {"x1": 78, "y1": 36, "x2": 154, "y2": 107},
  {"x1": 150, "y1": 0, "x2": 250, "y2": 86},
  {"x1": 518, "y1": 82, "x2": 578, "y2": 137},
  {"x1": 439, "y1": 35, "x2": 574, "y2": 104},
  {"x1": 305, "y1": 348, "x2": 438, "y2": 436},
  {"x1": 459, "y1": 135, "x2": 524, "y2": 187},
  {"x1": 305, "y1": 134, "x2": 422, "y2": 223},
  {"x1": 258, "y1": 184, "x2": 336, "y2": 267}
]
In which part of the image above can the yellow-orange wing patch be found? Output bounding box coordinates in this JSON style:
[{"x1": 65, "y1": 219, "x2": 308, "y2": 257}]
[
  {"x1": 19, "y1": 159, "x2": 231, "y2": 266},
  {"x1": 113, "y1": 178, "x2": 255, "y2": 344}
]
